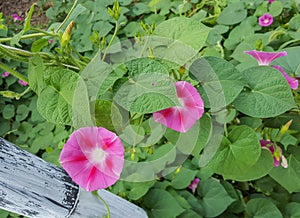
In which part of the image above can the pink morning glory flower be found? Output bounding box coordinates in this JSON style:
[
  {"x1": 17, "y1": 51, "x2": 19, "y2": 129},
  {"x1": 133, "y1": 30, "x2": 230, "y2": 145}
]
[
  {"x1": 244, "y1": 50, "x2": 287, "y2": 66},
  {"x1": 273, "y1": 66, "x2": 298, "y2": 90},
  {"x1": 11, "y1": 14, "x2": 22, "y2": 21},
  {"x1": 260, "y1": 140, "x2": 288, "y2": 168},
  {"x1": 188, "y1": 178, "x2": 200, "y2": 193},
  {"x1": 258, "y1": 13, "x2": 273, "y2": 27},
  {"x1": 48, "y1": 39, "x2": 54, "y2": 44},
  {"x1": 268, "y1": 0, "x2": 275, "y2": 3},
  {"x1": 18, "y1": 80, "x2": 28, "y2": 86},
  {"x1": 59, "y1": 127, "x2": 125, "y2": 191},
  {"x1": 153, "y1": 81, "x2": 204, "y2": 133},
  {"x1": 2, "y1": 72, "x2": 10, "y2": 77}
]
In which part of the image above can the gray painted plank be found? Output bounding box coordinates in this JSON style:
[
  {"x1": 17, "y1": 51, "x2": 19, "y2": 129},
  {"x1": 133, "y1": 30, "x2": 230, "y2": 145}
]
[
  {"x1": 0, "y1": 137, "x2": 148, "y2": 218},
  {"x1": 0, "y1": 137, "x2": 79, "y2": 217},
  {"x1": 71, "y1": 189, "x2": 148, "y2": 218}
]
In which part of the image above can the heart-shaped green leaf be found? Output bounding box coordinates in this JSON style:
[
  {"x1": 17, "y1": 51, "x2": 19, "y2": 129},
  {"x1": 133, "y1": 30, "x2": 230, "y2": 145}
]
[
  {"x1": 269, "y1": 146, "x2": 300, "y2": 193},
  {"x1": 234, "y1": 66, "x2": 296, "y2": 118},
  {"x1": 114, "y1": 73, "x2": 179, "y2": 113},
  {"x1": 37, "y1": 68, "x2": 88, "y2": 126},
  {"x1": 246, "y1": 198, "x2": 283, "y2": 218},
  {"x1": 213, "y1": 125, "x2": 261, "y2": 180},
  {"x1": 190, "y1": 57, "x2": 244, "y2": 111},
  {"x1": 198, "y1": 178, "x2": 235, "y2": 217}
]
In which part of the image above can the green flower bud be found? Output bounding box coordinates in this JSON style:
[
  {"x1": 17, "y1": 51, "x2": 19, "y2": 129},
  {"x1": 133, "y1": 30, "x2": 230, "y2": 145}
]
[{"x1": 61, "y1": 20, "x2": 75, "y2": 48}]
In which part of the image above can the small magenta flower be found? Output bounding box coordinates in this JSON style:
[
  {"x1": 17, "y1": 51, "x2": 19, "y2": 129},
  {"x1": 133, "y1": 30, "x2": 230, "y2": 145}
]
[
  {"x1": 244, "y1": 50, "x2": 287, "y2": 66},
  {"x1": 2, "y1": 72, "x2": 10, "y2": 77},
  {"x1": 18, "y1": 80, "x2": 28, "y2": 86},
  {"x1": 268, "y1": 0, "x2": 275, "y2": 3},
  {"x1": 188, "y1": 178, "x2": 200, "y2": 193},
  {"x1": 11, "y1": 14, "x2": 22, "y2": 21},
  {"x1": 48, "y1": 39, "x2": 54, "y2": 44},
  {"x1": 273, "y1": 66, "x2": 298, "y2": 90},
  {"x1": 59, "y1": 127, "x2": 124, "y2": 191},
  {"x1": 260, "y1": 140, "x2": 288, "y2": 168},
  {"x1": 258, "y1": 13, "x2": 273, "y2": 27},
  {"x1": 153, "y1": 81, "x2": 204, "y2": 133}
]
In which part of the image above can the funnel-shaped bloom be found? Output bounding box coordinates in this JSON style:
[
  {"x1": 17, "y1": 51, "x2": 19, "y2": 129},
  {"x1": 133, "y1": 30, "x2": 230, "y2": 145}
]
[
  {"x1": 153, "y1": 81, "x2": 204, "y2": 133},
  {"x1": 188, "y1": 178, "x2": 200, "y2": 193},
  {"x1": 273, "y1": 66, "x2": 298, "y2": 90},
  {"x1": 258, "y1": 13, "x2": 273, "y2": 27},
  {"x1": 18, "y1": 80, "x2": 28, "y2": 86},
  {"x1": 11, "y1": 14, "x2": 22, "y2": 21},
  {"x1": 260, "y1": 140, "x2": 288, "y2": 168},
  {"x1": 59, "y1": 127, "x2": 124, "y2": 191},
  {"x1": 2, "y1": 72, "x2": 10, "y2": 77},
  {"x1": 244, "y1": 50, "x2": 287, "y2": 66}
]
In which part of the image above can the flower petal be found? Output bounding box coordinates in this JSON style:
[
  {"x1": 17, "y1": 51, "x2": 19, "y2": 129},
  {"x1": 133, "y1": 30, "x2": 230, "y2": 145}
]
[
  {"x1": 244, "y1": 50, "x2": 287, "y2": 66},
  {"x1": 281, "y1": 155, "x2": 288, "y2": 168},
  {"x1": 258, "y1": 13, "x2": 273, "y2": 27},
  {"x1": 259, "y1": 139, "x2": 272, "y2": 147},
  {"x1": 18, "y1": 80, "x2": 28, "y2": 86},
  {"x1": 188, "y1": 178, "x2": 200, "y2": 192},
  {"x1": 59, "y1": 126, "x2": 124, "y2": 191},
  {"x1": 153, "y1": 81, "x2": 204, "y2": 132},
  {"x1": 2, "y1": 72, "x2": 10, "y2": 78},
  {"x1": 273, "y1": 66, "x2": 299, "y2": 90}
]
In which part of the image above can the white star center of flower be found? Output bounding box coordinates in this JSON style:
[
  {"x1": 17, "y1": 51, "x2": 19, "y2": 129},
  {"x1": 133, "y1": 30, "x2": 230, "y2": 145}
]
[{"x1": 91, "y1": 148, "x2": 106, "y2": 164}]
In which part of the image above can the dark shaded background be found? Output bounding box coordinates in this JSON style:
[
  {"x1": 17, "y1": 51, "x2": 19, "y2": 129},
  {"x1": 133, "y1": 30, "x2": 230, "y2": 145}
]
[{"x1": 0, "y1": 0, "x2": 49, "y2": 26}]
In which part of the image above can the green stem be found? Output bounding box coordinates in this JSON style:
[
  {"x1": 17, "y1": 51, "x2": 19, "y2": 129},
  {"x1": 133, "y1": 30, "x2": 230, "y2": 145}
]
[
  {"x1": 139, "y1": 35, "x2": 151, "y2": 57},
  {"x1": 0, "y1": 44, "x2": 53, "y2": 61},
  {"x1": 91, "y1": 50, "x2": 102, "y2": 63},
  {"x1": 133, "y1": 114, "x2": 144, "y2": 148},
  {"x1": 278, "y1": 39, "x2": 300, "y2": 50},
  {"x1": 61, "y1": 63, "x2": 80, "y2": 70},
  {"x1": 216, "y1": 41, "x2": 224, "y2": 59},
  {"x1": 68, "y1": 53, "x2": 83, "y2": 70},
  {"x1": 224, "y1": 123, "x2": 228, "y2": 137},
  {"x1": 0, "y1": 44, "x2": 32, "y2": 56},
  {"x1": 92, "y1": 191, "x2": 111, "y2": 218},
  {"x1": 71, "y1": 45, "x2": 91, "y2": 63},
  {"x1": 102, "y1": 21, "x2": 119, "y2": 61},
  {"x1": 0, "y1": 33, "x2": 46, "y2": 43},
  {"x1": 0, "y1": 45, "x2": 29, "y2": 62},
  {"x1": 19, "y1": 87, "x2": 31, "y2": 97},
  {"x1": 30, "y1": 27, "x2": 58, "y2": 37},
  {"x1": 0, "y1": 62, "x2": 28, "y2": 83},
  {"x1": 55, "y1": 0, "x2": 79, "y2": 33}
]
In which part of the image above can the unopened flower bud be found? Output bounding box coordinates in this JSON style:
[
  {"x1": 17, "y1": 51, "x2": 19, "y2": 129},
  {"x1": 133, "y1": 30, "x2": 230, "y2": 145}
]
[
  {"x1": 0, "y1": 91, "x2": 19, "y2": 99},
  {"x1": 61, "y1": 21, "x2": 75, "y2": 48},
  {"x1": 280, "y1": 119, "x2": 293, "y2": 135},
  {"x1": 175, "y1": 165, "x2": 182, "y2": 174},
  {"x1": 179, "y1": 65, "x2": 186, "y2": 76},
  {"x1": 281, "y1": 155, "x2": 288, "y2": 168},
  {"x1": 107, "y1": 1, "x2": 121, "y2": 21}
]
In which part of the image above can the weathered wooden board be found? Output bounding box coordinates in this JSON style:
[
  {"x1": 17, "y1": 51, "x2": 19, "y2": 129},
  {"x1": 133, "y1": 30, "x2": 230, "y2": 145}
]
[
  {"x1": 0, "y1": 137, "x2": 79, "y2": 217},
  {"x1": 71, "y1": 189, "x2": 148, "y2": 218},
  {"x1": 0, "y1": 137, "x2": 148, "y2": 218}
]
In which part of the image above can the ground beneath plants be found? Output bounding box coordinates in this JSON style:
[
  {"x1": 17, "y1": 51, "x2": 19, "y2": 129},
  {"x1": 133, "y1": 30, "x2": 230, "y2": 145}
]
[{"x1": 0, "y1": 0, "x2": 49, "y2": 26}]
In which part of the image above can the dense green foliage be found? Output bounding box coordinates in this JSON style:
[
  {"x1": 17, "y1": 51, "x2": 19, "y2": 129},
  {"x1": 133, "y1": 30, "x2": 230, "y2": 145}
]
[{"x1": 1, "y1": 0, "x2": 300, "y2": 217}]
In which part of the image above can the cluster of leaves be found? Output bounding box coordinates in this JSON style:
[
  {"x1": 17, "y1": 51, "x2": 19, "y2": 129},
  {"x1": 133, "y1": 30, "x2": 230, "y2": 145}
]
[{"x1": 1, "y1": 0, "x2": 300, "y2": 217}]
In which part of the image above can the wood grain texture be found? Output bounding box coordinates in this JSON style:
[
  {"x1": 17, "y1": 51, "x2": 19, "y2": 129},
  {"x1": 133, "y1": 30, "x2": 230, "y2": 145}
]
[
  {"x1": 0, "y1": 137, "x2": 148, "y2": 218},
  {"x1": 0, "y1": 137, "x2": 79, "y2": 218},
  {"x1": 71, "y1": 189, "x2": 148, "y2": 218}
]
